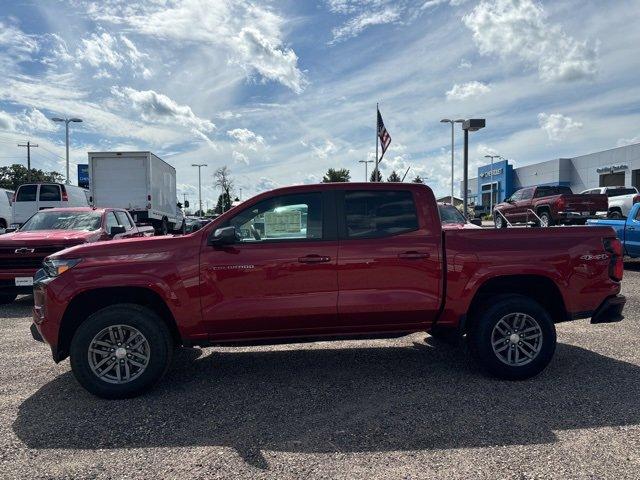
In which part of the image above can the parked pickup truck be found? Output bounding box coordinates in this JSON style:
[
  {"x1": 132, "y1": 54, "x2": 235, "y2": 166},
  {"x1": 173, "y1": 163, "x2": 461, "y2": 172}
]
[
  {"x1": 0, "y1": 207, "x2": 153, "y2": 304},
  {"x1": 587, "y1": 202, "x2": 640, "y2": 257},
  {"x1": 580, "y1": 186, "x2": 640, "y2": 219},
  {"x1": 494, "y1": 185, "x2": 608, "y2": 228},
  {"x1": 30, "y1": 183, "x2": 625, "y2": 399}
]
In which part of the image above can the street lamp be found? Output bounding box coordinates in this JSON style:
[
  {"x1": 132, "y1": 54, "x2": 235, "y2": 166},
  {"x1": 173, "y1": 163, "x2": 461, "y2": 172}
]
[
  {"x1": 461, "y1": 119, "x2": 486, "y2": 217},
  {"x1": 51, "y1": 117, "x2": 82, "y2": 184},
  {"x1": 440, "y1": 118, "x2": 465, "y2": 202},
  {"x1": 359, "y1": 159, "x2": 374, "y2": 181},
  {"x1": 191, "y1": 164, "x2": 207, "y2": 216},
  {"x1": 484, "y1": 154, "x2": 502, "y2": 214}
]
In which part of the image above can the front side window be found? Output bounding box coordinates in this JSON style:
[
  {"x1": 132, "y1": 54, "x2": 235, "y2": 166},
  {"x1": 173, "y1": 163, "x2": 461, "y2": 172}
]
[
  {"x1": 520, "y1": 188, "x2": 534, "y2": 200},
  {"x1": 115, "y1": 211, "x2": 133, "y2": 229},
  {"x1": 344, "y1": 190, "x2": 418, "y2": 238},
  {"x1": 16, "y1": 185, "x2": 37, "y2": 202},
  {"x1": 509, "y1": 190, "x2": 523, "y2": 202},
  {"x1": 20, "y1": 211, "x2": 102, "y2": 231},
  {"x1": 39, "y1": 184, "x2": 61, "y2": 201},
  {"x1": 228, "y1": 193, "x2": 322, "y2": 242},
  {"x1": 105, "y1": 212, "x2": 120, "y2": 231},
  {"x1": 439, "y1": 204, "x2": 466, "y2": 224}
]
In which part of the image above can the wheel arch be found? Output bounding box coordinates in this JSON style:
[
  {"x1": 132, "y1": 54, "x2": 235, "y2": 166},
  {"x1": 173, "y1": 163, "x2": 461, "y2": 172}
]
[
  {"x1": 464, "y1": 274, "x2": 568, "y2": 333},
  {"x1": 56, "y1": 286, "x2": 182, "y2": 362}
]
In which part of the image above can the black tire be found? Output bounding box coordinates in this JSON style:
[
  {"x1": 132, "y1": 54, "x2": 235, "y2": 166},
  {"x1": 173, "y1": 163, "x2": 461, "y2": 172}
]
[
  {"x1": 494, "y1": 213, "x2": 506, "y2": 229},
  {"x1": 608, "y1": 210, "x2": 623, "y2": 219},
  {"x1": 180, "y1": 221, "x2": 186, "y2": 235},
  {"x1": 70, "y1": 304, "x2": 173, "y2": 399},
  {"x1": 538, "y1": 210, "x2": 554, "y2": 227},
  {"x1": 160, "y1": 218, "x2": 168, "y2": 236},
  {"x1": 0, "y1": 293, "x2": 17, "y2": 304},
  {"x1": 468, "y1": 294, "x2": 556, "y2": 380}
]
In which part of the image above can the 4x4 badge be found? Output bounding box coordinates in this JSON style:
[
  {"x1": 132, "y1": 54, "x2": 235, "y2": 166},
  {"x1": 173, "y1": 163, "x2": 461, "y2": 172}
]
[{"x1": 14, "y1": 248, "x2": 35, "y2": 254}]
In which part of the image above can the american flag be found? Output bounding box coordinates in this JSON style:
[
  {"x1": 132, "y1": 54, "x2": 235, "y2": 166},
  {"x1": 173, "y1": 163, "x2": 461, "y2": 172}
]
[{"x1": 377, "y1": 108, "x2": 391, "y2": 157}]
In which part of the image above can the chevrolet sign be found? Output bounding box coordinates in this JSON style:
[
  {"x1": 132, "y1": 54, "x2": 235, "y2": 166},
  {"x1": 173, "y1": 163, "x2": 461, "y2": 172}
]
[{"x1": 480, "y1": 168, "x2": 503, "y2": 178}]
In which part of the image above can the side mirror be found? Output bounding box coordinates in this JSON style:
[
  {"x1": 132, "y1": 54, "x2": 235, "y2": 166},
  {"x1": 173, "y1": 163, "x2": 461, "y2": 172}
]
[
  {"x1": 208, "y1": 226, "x2": 239, "y2": 246},
  {"x1": 110, "y1": 225, "x2": 126, "y2": 236},
  {"x1": 470, "y1": 218, "x2": 482, "y2": 226},
  {"x1": 184, "y1": 200, "x2": 190, "y2": 208},
  {"x1": 4, "y1": 228, "x2": 16, "y2": 234}
]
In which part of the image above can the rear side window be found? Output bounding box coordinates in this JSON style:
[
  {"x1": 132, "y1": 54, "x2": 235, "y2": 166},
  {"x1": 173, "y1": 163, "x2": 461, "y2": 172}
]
[
  {"x1": 39, "y1": 184, "x2": 61, "y2": 201},
  {"x1": 344, "y1": 190, "x2": 418, "y2": 238},
  {"x1": 534, "y1": 186, "x2": 573, "y2": 198},
  {"x1": 606, "y1": 188, "x2": 636, "y2": 197},
  {"x1": 16, "y1": 185, "x2": 37, "y2": 202}
]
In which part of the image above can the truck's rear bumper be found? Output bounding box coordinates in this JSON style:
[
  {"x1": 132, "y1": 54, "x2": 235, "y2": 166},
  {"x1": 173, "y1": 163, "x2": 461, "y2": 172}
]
[{"x1": 590, "y1": 295, "x2": 626, "y2": 324}]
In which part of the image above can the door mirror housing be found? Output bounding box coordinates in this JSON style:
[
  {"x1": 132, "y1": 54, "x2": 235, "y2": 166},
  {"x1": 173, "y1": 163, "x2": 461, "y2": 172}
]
[
  {"x1": 184, "y1": 200, "x2": 190, "y2": 208},
  {"x1": 208, "y1": 226, "x2": 239, "y2": 246},
  {"x1": 109, "y1": 225, "x2": 127, "y2": 236},
  {"x1": 469, "y1": 218, "x2": 482, "y2": 227}
]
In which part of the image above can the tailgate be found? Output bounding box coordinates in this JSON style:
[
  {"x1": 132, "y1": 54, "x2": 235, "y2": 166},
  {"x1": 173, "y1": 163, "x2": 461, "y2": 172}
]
[
  {"x1": 92, "y1": 157, "x2": 148, "y2": 210},
  {"x1": 563, "y1": 194, "x2": 608, "y2": 211}
]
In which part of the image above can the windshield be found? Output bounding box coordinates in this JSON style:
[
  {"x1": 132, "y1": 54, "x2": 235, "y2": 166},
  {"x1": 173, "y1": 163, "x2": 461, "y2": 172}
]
[
  {"x1": 20, "y1": 211, "x2": 102, "y2": 232},
  {"x1": 438, "y1": 204, "x2": 466, "y2": 224}
]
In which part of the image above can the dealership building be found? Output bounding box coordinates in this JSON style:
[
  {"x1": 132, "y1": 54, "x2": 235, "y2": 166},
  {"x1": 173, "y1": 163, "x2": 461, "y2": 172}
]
[{"x1": 463, "y1": 142, "x2": 640, "y2": 208}]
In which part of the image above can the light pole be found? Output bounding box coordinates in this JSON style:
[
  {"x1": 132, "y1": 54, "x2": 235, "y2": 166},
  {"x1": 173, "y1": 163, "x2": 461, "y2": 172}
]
[
  {"x1": 440, "y1": 119, "x2": 465, "y2": 202},
  {"x1": 359, "y1": 159, "x2": 374, "y2": 181},
  {"x1": 51, "y1": 117, "x2": 82, "y2": 184},
  {"x1": 192, "y1": 163, "x2": 207, "y2": 216},
  {"x1": 461, "y1": 119, "x2": 486, "y2": 218},
  {"x1": 484, "y1": 154, "x2": 502, "y2": 214}
]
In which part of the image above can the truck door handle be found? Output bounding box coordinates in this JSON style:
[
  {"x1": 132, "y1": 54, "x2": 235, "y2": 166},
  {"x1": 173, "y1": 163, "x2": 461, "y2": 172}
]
[
  {"x1": 298, "y1": 254, "x2": 331, "y2": 264},
  {"x1": 628, "y1": 226, "x2": 636, "y2": 231},
  {"x1": 398, "y1": 251, "x2": 430, "y2": 260}
]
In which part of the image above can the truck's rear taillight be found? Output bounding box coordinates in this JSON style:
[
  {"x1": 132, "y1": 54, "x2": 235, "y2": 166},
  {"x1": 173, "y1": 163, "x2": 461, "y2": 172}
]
[
  {"x1": 633, "y1": 194, "x2": 640, "y2": 205},
  {"x1": 61, "y1": 186, "x2": 68, "y2": 201},
  {"x1": 557, "y1": 197, "x2": 565, "y2": 210},
  {"x1": 603, "y1": 237, "x2": 623, "y2": 281}
]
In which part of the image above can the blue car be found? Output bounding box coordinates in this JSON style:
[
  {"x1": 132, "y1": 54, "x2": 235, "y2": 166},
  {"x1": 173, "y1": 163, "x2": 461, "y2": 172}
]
[{"x1": 587, "y1": 202, "x2": 640, "y2": 257}]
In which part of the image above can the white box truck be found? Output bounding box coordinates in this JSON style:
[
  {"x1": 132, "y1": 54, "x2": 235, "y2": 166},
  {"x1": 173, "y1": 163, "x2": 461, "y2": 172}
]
[{"x1": 88, "y1": 151, "x2": 178, "y2": 235}]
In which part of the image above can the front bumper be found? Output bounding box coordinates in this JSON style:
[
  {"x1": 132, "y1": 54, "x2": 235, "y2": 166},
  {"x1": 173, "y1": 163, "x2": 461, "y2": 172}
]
[{"x1": 591, "y1": 295, "x2": 626, "y2": 324}]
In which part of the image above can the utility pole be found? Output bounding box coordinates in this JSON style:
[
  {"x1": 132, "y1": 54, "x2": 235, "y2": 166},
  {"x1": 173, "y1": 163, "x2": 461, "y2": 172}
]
[
  {"x1": 17, "y1": 141, "x2": 38, "y2": 181},
  {"x1": 359, "y1": 159, "x2": 373, "y2": 181},
  {"x1": 191, "y1": 163, "x2": 207, "y2": 216}
]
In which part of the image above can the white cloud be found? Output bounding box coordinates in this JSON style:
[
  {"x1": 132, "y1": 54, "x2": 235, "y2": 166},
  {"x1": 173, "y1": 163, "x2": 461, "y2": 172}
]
[
  {"x1": 0, "y1": 107, "x2": 58, "y2": 133},
  {"x1": 227, "y1": 128, "x2": 265, "y2": 150},
  {"x1": 0, "y1": 21, "x2": 38, "y2": 60},
  {"x1": 311, "y1": 139, "x2": 337, "y2": 159},
  {"x1": 78, "y1": 32, "x2": 123, "y2": 69},
  {"x1": 89, "y1": 0, "x2": 307, "y2": 93},
  {"x1": 75, "y1": 32, "x2": 150, "y2": 78},
  {"x1": 330, "y1": 6, "x2": 402, "y2": 44},
  {"x1": 111, "y1": 86, "x2": 216, "y2": 145},
  {"x1": 217, "y1": 110, "x2": 241, "y2": 120},
  {"x1": 446, "y1": 81, "x2": 490, "y2": 100},
  {"x1": 537, "y1": 112, "x2": 583, "y2": 141},
  {"x1": 0, "y1": 111, "x2": 18, "y2": 131},
  {"x1": 256, "y1": 176, "x2": 279, "y2": 192},
  {"x1": 463, "y1": 0, "x2": 598, "y2": 82},
  {"x1": 617, "y1": 136, "x2": 640, "y2": 147},
  {"x1": 232, "y1": 150, "x2": 249, "y2": 164}
]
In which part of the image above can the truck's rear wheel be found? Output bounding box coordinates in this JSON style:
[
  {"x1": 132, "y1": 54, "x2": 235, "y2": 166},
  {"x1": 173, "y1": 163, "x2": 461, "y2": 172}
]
[
  {"x1": 538, "y1": 211, "x2": 554, "y2": 227},
  {"x1": 160, "y1": 218, "x2": 168, "y2": 235},
  {"x1": 608, "y1": 209, "x2": 623, "y2": 219},
  {"x1": 70, "y1": 304, "x2": 173, "y2": 399},
  {"x1": 468, "y1": 295, "x2": 556, "y2": 380},
  {"x1": 0, "y1": 293, "x2": 17, "y2": 304}
]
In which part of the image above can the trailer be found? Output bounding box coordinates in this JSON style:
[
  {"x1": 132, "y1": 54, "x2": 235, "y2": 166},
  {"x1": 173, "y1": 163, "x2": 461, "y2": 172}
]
[{"x1": 88, "y1": 151, "x2": 178, "y2": 235}]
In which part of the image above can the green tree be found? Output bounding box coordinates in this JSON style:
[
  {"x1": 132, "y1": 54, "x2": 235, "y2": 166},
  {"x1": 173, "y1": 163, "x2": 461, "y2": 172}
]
[
  {"x1": 369, "y1": 169, "x2": 382, "y2": 182},
  {"x1": 412, "y1": 175, "x2": 425, "y2": 184},
  {"x1": 387, "y1": 170, "x2": 402, "y2": 182},
  {"x1": 322, "y1": 168, "x2": 351, "y2": 183},
  {"x1": 214, "y1": 192, "x2": 231, "y2": 214},
  {"x1": 0, "y1": 164, "x2": 64, "y2": 191}
]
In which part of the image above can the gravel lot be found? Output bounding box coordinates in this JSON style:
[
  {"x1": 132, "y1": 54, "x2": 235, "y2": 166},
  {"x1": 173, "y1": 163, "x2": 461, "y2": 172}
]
[{"x1": 1, "y1": 269, "x2": 640, "y2": 479}]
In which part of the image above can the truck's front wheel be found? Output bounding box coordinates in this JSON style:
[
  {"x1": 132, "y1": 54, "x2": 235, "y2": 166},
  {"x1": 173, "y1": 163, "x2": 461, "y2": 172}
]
[
  {"x1": 468, "y1": 295, "x2": 556, "y2": 380},
  {"x1": 70, "y1": 304, "x2": 173, "y2": 399}
]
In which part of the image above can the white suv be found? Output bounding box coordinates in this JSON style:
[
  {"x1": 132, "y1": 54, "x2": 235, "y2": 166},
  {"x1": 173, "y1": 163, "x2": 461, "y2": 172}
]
[
  {"x1": 0, "y1": 188, "x2": 13, "y2": 233},
  {"x1": 11, "y1": 183, "x2": 90, "y2": 228}
]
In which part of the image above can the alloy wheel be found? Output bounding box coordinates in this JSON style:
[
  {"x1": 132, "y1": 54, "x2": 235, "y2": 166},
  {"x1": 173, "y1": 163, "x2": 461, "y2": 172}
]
[
  {"x1": 491, "y1": 313, "x2": 543, "y2": 366},
  {"x1": 88, "y1": 325, "x2": 151, "y2": 384}
]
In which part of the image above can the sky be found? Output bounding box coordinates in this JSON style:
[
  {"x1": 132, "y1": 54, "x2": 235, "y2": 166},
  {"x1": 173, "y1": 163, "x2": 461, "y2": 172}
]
[{"x1": 0, "y1": 0, "x2": 639, "y2": 207}]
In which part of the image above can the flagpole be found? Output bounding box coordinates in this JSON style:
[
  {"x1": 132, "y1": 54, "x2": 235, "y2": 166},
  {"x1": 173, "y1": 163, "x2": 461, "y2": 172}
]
[{"x1": 374, "y1": 103, "x2": 379, "y2": 182}]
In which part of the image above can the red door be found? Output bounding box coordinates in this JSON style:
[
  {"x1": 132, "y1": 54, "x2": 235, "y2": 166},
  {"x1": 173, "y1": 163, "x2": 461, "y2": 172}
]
[
  {"x1": 336, "y1": 188, "x2": 443, "y2": 329},
  {"x1": 199, "y1": 191, "x2": 339, "y2": 338}
]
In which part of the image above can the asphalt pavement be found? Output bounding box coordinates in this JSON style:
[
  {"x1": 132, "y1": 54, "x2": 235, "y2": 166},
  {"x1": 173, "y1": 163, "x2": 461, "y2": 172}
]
[{"x1": 1, "y1": 268, "x2": 640, "y2": 479}]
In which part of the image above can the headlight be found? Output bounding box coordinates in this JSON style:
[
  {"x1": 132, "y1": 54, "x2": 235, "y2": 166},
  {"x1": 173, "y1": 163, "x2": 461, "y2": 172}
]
[{"x1": 43, "y1": 258, "x2": 81, "y2": 277}]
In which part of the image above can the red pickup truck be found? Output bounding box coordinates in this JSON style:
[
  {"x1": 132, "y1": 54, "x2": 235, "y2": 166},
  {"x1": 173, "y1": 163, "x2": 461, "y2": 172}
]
[
  {"x1": 494, "y1": 185, "x2": 608, "y2": 227},
  {"x1": 0, "y1": 207, "x2": 152, "y2": 304},
  {"x1": 30, "y1": 183, "x2": 625, "y2": 398}
]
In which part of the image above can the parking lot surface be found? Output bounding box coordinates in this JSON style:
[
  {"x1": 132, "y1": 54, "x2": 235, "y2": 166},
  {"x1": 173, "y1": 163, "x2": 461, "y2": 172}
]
[{"x1": 1, "y1": 270, "x2": 640, "y2": 479}]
